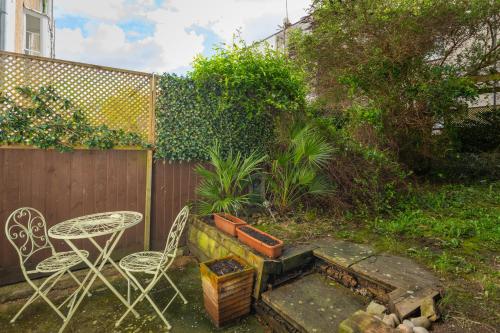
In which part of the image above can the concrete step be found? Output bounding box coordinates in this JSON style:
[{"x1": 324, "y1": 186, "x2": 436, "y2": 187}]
[
  {"x1": 260, "y1": 273, "x2": 368, "y2": 333},
  {"x1": 311, "y1": 238, "x2": 443, "y2": 321}
]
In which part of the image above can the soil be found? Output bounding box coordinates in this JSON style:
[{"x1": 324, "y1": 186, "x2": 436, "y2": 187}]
[
  {"x1": 208, "y1": 259, "x2": 244, "y2": 276},
  {"x1": 239, "y1": 226, "x2": 279, "y2": 246},
  {"x1": 202, "y1": 215, "x2": 215, "y2": 225}
]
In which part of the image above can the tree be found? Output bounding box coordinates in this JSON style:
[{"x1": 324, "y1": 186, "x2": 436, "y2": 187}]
[{"x1": 290, "y1": 0, "x2": 498, "y2": 172}]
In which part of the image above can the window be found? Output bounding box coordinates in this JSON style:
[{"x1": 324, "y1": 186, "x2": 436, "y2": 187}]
[{"x1": 25, "y1": 13, "x2": 41, "y2": 56}]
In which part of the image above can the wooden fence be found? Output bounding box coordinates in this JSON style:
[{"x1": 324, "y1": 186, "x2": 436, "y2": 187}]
[
  {"x1": 0, "y1": 52, "x2": 201, "y2": 286},
  {"x1": 151, "y1": 161, "x2": 201, "y2": 250},
  {"x1": 0, "y1": 148, "x2": 147, "y2": 285}
]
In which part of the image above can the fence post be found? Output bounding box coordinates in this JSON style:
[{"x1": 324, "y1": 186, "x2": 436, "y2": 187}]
[{"x1": 144, "y1": 73, "x2": 156, "y2": 251}]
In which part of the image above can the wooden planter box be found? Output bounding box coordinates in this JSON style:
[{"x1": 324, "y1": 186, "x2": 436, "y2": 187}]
[
  {"x1": 213, "y1": 213, "x2": 247, "y2": 236},
  {"x1": 236, "y1": 225, "x2": 284, "y2": 259},
  {"x1": 200, "y1": 255, "x2": 254, "y2": 327}
]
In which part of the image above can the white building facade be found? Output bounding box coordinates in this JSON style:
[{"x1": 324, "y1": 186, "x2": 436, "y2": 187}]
[{"x1": 0, "y1": 0, "x2": 54, "y2": 58}]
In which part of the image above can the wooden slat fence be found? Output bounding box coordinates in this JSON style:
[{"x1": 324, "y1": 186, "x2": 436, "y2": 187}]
[
  {"x1": 0, "y1": 148, "x2": 147, "y2": 285},
  {"x1": 0, "y1": 149, "x2": 202, "y2": 285},
  {"x1": 0, "y1": 51, "x2": 204, "y2": 286},
  {"x1": 151, "y1": 161, "x2": 201, "y2": 251}
]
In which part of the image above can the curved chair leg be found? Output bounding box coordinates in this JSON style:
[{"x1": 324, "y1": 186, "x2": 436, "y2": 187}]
[
  {"x1": 11, "y1": 291, "x2": 38, "y2": 323},
  {"x1": 116, "y1": 272, "x2": 172, "y2": 330},
  {"x1": 11, "y1": 271, "x2": 66, "y2": 323}
]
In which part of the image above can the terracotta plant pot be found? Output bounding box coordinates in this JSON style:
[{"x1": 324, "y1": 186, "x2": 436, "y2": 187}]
[
  {"x1": 213, "y1": 213, "x2": 247, "y2": 236},
  {"x1": 200, "y1": 255, "x2": 254, "y2": 328},
  {"x1": 236, "y1": 225, "x2": 284, "y2": 259}
]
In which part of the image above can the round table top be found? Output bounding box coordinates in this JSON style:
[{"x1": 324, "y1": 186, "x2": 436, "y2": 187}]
[{"x1": 48, "y1": 211, "x2": 143, "y2": 240}]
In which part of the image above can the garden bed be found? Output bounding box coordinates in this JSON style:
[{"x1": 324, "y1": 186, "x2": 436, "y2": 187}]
[
  {"x1": 187, "y1": 216, "x2": 315, "y2": 298},
  {"x1": 236, "y1": 225, "x2": 284, "y2": 259},
  {"x1": 208, "y1": 258, "x2": 244, "y2": 276}
]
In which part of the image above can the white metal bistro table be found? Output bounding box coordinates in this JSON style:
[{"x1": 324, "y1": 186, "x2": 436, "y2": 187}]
[{"x1": 48, "y1": 211, "x2": 143, "y2": 333}]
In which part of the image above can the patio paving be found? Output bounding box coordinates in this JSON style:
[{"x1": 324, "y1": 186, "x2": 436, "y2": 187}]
[
  {"x1": 0, "y1": 259, "x2": 265, "y2": 333},
  {"x1": 261, "y1": 273, "x2": 368, "y2": 332}
]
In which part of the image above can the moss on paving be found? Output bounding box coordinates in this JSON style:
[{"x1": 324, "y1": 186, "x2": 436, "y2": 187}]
[
  {"x1": 256, "y1": 181, "x2": 500, "y2": 332},
  {"x1": 0, "y1": 263, "x2": 264, "y2": 333}
]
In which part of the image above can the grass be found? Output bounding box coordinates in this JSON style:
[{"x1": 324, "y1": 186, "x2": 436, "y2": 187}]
[{"x1": 255, "y1": 181, "x2": 500, "y2": 332}]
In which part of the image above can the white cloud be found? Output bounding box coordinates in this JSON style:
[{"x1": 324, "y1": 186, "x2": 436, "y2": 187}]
[
  {"x1": 55, "y1": 0, "x2": 311, "y2": 72},
  {"x1": 57, "y1": 24, "x2": 164, "y2": 72}
]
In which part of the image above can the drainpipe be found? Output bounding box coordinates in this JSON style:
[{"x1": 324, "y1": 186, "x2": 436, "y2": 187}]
[
  {"x1": 0, "y1": 0, "x2": 5, "y2": 50},
  {"x1": 50, "y1": 0, "x2": 55, "y2": 58}
]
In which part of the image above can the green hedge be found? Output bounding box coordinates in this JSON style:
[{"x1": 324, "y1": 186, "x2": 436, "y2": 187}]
[
  {"x1": 155, "y1": 43, "x2": 306, "y2": 161},
  {"x1": 155, "y1": 74, "x2": 275, "y2": 160}
]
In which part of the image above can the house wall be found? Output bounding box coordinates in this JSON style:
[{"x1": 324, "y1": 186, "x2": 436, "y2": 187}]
[
  {"x1": 10, "y1": 0, "x2": 53, "y2": 56},
  {"x1": 1, "y1": 0, "x2": 17, "y2": 52}
]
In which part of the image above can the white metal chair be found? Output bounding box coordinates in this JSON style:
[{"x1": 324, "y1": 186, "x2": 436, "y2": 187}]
[
  {"x1": 4, "y1": 207, "x2": 89, "y2": 324},
  {"x1": 116, "y1": 206, "x2": 190, "y2": 330}
]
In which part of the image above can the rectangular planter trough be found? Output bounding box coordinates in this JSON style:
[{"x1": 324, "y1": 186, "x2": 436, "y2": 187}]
[
  {"x1": 213, "y1": 213, "x2": 247, "y2": 236},
  {"x1": 200, "y1": 255, "x2": 255, "y2": 327},
  {"x1": 236, "y1": 225, "x2": 284, "y2": 259}
]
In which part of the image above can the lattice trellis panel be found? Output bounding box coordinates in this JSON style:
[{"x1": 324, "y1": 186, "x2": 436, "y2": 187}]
[
  {"x1": 0, "y1": 51, "x2": 154, "y2": 141},
  {"x1": 452, "y1": 105, "x2": 498, "y2": 127}
]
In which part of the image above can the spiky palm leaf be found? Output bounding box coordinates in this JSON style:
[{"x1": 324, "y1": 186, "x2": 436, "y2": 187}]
[
  {"x1": 266, "y1": 124, "x2": 334, "y2": 213},
  {"x1": 196, "y1": 143, "x2": 267, "y2": 215}
]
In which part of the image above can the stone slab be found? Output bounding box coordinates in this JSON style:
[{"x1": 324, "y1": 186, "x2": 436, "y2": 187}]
[
  {"x1": 312, "y1": 239, "x2": 443, "y2": 323},
  {"x1": 350, "y1": 255, "x2": 441, "y2": 291},
  {"x1": 262, "y1": 273, "x2": 368, "y2": 333},
  {"x1": 278, "y1": 244, "x2": 318, "y2": 274},
  {"x1": 389, "y1": 288, "x2": 440, "y2": 320},
  {"x1": 313, "y1": 239, "x2": 375, "y2": 269},
  {"x1": 338, "y1": 310, "x2": 398, "y2": 333}
]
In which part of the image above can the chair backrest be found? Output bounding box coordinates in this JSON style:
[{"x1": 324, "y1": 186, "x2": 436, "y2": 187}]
[
  {"x1": 5, "y1": 207, "x2": 55, "y2": 265},
  {"x1": 158, "y1": 206, "x2": 189, "y2": 272}
]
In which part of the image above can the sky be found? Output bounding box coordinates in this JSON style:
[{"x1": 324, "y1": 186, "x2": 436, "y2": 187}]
[{"x1": 54, "y1": 0, "x2": 311, "y2": 74}]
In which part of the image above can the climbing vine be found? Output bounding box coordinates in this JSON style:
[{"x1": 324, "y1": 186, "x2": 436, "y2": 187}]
[{"x1": 0, "y1": 86, "x2": 149, "y2": 151}]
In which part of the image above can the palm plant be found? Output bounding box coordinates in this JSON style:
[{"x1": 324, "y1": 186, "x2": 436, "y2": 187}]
[
  {"x1": 196, "y1": 143, "x2": 267, "y2": 215},
  {"x1": 266, "y1": 125, "x2": 335, "y2": 213}
]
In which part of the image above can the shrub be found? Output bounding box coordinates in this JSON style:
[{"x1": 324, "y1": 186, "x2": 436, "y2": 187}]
[
  {"x1": 155, "y1": 41, "x2": 307, "y2": 161},
  {"x1": 289, "y1": 0, "x2": 496, "y2": 172},
  {"x1": 301, "y1": 103, "x2": 407, "y2": 214},
  {"x1": 265, "y1": 124, "x2": 334, "y2": 213},
  {"x1": 427, "y1": 152, "x2": 500, "y2": 181},
  {"x1": 324, "y1": 143, "x2": 408, "y2": 214},
  {"x1": 195, "y1": 143, "x2": 267, "y2": 215},
  {"x1": 155, "y1": 75, "x2": 214, "y2": 160}
]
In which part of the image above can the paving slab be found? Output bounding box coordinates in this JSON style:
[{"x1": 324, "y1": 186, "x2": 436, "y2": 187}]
[
  {"x1": 339, "y1": 310, "x2": 398, "y2": 333},
  {"x1": 350, "y1": 254, "x2": 441, "y2": 291},
  {"x1": 0, "y1": 261, "x2": 264, "y2": 333},
  {"x1": 311, "y1": 239, "x2": 443, "y2": 322},
  {"x1": 262, "y1": 273, "x2": 368, "y2": 333},
  {"x1": 278, "y1": 243, "x2": 318, "y2": 274},
  {"x1": 313, "y1": 239, "x2": 375, "y2": 269}
]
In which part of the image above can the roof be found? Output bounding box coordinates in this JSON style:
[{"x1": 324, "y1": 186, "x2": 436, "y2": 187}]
[{"x1": 260, "y1": 15, "x2": 312, "y2": 43}]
